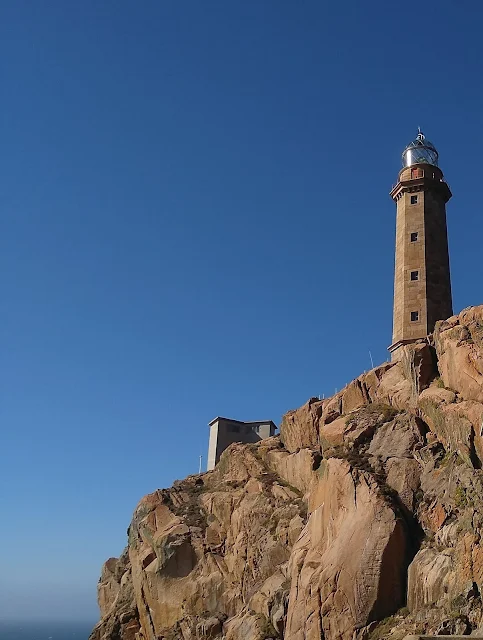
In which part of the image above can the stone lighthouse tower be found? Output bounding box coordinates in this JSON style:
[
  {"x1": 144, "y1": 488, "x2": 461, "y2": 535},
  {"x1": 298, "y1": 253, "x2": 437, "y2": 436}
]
[{"x1": 388, "y1": 130, "x2": 453, "y2": 360}]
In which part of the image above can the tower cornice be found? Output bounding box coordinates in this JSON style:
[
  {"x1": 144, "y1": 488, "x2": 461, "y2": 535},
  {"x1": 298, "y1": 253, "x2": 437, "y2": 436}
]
[{"x1": 390, "y1": 163, "x2": 452, "y2": 203}]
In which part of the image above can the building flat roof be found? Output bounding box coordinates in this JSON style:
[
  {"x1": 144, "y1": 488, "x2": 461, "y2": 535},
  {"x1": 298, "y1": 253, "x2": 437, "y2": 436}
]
[{"x1": 208, "y1": 416, "x2": 276, "y2": 428}]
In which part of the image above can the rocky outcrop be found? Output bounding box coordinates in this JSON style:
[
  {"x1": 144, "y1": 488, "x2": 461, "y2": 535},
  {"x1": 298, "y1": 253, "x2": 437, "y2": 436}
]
[
  {"x1": 91, "y1": 305, "x2": 483, "y2": 640},
  {"x1": 285, "y1": 458, "x2": 407, "y2": 640},
  {"x1": 117, "y1": 442, "x2": 309, "y2": 640},
  {"x1": 90, "y1": 550, "x2": 140, "y2": 640},
  {"x1": 434, "y1": 306, "x2": 483, "y2": 403},
  {"x1": 98, "y1": 553, "x2": 130, "y2": 618}
]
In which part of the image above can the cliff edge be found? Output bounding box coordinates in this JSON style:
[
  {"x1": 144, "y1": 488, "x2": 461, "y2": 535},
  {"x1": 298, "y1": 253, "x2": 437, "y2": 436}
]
[{"x1": 90, "y1": 305, "x2": 483, "y2": 640}]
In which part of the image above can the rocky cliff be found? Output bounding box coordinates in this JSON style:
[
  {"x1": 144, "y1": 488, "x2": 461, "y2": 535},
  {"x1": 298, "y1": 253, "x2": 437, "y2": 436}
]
[{"x1": 90, "y1": 306, "x2": 483, "y2": 640}]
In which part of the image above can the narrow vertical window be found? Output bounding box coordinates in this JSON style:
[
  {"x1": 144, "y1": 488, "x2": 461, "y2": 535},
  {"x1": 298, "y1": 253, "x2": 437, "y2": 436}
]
[
  {"x1": 411, "y1": 311, "x2": 419, "y2": 322},
  {"x1": 410, "y1": 195, "x2": 418, "y2": 204},
  {"x1": 410, "y1": 271, "x2": 419, "y2": 281},
  {"x1": 410, "y1": 232, "x2": 418, "y2": 242}
]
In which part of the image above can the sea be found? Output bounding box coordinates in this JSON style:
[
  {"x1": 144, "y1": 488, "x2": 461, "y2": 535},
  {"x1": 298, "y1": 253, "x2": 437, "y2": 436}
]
[{"x1": 0, "y1": 621, "x2": 95, "y2": 640}]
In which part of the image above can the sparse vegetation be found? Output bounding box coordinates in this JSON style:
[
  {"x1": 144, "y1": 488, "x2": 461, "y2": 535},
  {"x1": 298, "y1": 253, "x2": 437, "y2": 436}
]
[
  {"x1": 470, "y1": 322, "x2": 483, "y2": 349},
  {"x1": 316, "y1": 459, "x2": 327, "y2": 477},
  {"x1": 450, "y1": 594, "x2": 467, "y2": 610},
  {"x1": 419, "y1": 398, "x2": 445, "y2": 432},
  {"x1": 257, "y1": 614, "x2": 279, "y2": 639},
  {"x1": 345, "y1": 403, "x2": 398, "y2": 428},
  {"x1": 368, "y1": 615, "x2": 399, "y2": 640},
  {"x1": 454, "y1": 485, "x2": 468, "y2": 509},
  {"x1": 128, "y1": 525, "x2": 138, "y2": 548},
  {"x1": 437, "y1": 449, "x2": 454, "y2": 467}
]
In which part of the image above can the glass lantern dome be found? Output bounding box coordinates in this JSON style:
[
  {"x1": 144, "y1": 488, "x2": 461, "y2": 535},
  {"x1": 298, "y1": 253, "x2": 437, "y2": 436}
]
[{"x1": 402, "y1": 129, "x2": 439, "y2": 168}]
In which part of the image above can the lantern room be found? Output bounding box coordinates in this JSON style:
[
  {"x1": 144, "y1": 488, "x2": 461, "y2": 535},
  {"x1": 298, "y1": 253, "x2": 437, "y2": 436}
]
[{"x1": 402, "y1": 129, "x2": 439, "y2": 168}]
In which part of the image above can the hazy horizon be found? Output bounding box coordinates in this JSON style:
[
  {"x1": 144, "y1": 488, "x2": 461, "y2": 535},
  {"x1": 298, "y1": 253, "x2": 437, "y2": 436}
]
[
  {"x1": 0, "y1": 620, "x2": 96, "y2": 640},
  {"x1": 0, "y1": 617, "x2": 97, "y2": 623}
]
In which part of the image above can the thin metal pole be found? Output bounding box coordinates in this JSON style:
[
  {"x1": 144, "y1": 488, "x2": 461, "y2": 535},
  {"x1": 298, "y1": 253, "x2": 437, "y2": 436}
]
[
  {"x1": 199, "y1": 455, "x2": 202, "y2": 474},
  {"x1": 369, "y1": 351, "x2": 374, "y2": 369}
]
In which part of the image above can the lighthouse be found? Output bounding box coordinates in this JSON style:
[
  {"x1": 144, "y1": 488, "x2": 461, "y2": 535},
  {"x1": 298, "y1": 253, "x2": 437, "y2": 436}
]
[{"x1": 388, "y1": 130, "x2": 453, "y2": 360}]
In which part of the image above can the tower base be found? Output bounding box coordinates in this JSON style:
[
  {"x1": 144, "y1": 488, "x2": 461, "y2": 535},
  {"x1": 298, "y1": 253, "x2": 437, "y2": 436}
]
[{"x1": 388, "y1": 337, "x2": 431, "y2": 362}]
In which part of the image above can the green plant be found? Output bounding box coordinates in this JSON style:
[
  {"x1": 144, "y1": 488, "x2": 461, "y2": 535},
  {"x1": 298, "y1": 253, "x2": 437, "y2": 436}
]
[
  {"x1": 449, "y1": 594, "x2": 467, "y2": 611},
  {"x1": 257, "y1": 614, "x2": 279, "y2": 639},
  {"x1": 128, "y1": 525, "x2": 138, "y2": 548},
  {"x1": 454, "y1": 485, "x2": 468, "y2": 509},
  {"x1": 368, "y1": 615, "x2": 398, "y2": 640},
  {"x1": 438, "y1": 450, "x2": 454, "y2": 467},
  {"x1": 419, "y1": 398, "x2": 445, "y2": 433},
  {"x1": 345, "y1": 403, "x2": 397, "y2": 428},
  {"x1": 276, "y1": 478, "x2": 303, "y2": 496}
]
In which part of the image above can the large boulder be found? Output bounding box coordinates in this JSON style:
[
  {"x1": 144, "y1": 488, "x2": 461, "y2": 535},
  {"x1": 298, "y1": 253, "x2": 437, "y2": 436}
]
[
  {"x1": 285, "y1": 458, "x2": 407, "y2": 640},
  {"x1": 97, "y1": 554, "x2": 128, "y2": 618},
  {"x1": 367, "y1": 413, "x2": 425, "y2": 460},
  {"x1": 434, "y1": 306, "x2": 483, "y2": 403},
  {"x1": 419, "y1": 384, "x2": 479, "y2": 466},
  {"x1": 280, "y1": 397, "x2": 324, "y2": 453}
]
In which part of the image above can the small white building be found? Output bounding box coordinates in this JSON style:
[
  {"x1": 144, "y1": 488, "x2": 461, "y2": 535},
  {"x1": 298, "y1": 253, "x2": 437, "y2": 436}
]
[{"x1": 207, "y1": 417, "x2": 277, "y2": 471}]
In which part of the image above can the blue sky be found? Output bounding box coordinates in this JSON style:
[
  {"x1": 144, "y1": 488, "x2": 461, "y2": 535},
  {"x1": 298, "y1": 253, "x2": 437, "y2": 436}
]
[{"x1": 1, "y1": 0, "x2": 482, "y2": 623}]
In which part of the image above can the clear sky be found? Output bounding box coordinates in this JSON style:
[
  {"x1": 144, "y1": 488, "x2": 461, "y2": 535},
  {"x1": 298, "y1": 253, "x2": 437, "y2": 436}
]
[{"x1": 1, "y1": 0, "x2": 482, "y2": 623}]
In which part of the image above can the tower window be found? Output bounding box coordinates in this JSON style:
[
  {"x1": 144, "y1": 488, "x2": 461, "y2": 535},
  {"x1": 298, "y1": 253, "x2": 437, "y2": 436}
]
[
  {"x1": 410, "y1": 232, "x2": 418, "y2": 242},
  {"x1": 410, "y1": 195, "x2": 418, "y2": 204},
  {"x1": 410, "y1": 271, "x2": 419, "y2": 281},
  {"x1": 411, "y1": 311, "x2": 419, "y2": 322},
  {"x1": 411, "y1": 168, "x2": 423, "y2": 179}
]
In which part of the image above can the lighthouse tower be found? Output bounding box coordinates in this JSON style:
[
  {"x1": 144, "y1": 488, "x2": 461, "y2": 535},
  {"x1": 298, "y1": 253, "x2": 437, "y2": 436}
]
[{"x1": 388, "y1": 130, "x2": 453, "y2": 360}]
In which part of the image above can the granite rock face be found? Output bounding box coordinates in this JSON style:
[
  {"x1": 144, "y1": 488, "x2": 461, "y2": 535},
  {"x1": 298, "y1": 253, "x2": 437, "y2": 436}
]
[
  {"x1": 90, "y1": 305, "x2": 483, "y2": 640},
  {"x1": 90, "y1": 550, "x2": 140, "y2": 640},
  {"x1": 285, "y1": 458, "x2": 407, "y2": 640}
]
